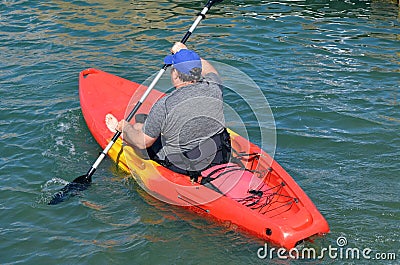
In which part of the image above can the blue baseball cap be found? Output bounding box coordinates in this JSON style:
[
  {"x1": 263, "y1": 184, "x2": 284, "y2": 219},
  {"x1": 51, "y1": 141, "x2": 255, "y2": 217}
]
[{"x1": 164, "y1": 49, "x2": 202, "y2": 74}]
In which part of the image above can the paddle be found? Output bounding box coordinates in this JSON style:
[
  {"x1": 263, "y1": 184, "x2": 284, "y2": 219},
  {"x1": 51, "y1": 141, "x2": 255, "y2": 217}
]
[{"x1": 49, "y1": 0, "x2": 223, "y2": 205}]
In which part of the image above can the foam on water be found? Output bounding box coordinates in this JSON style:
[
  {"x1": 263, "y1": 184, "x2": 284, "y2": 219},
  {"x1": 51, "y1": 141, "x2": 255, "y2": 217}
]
[{"x1": 36, "y1": 178, "x2": 71, "y2": 205}]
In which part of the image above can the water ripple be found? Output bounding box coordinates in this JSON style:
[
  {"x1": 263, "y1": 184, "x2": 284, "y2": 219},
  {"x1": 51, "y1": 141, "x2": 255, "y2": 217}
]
[{"x1": 1, "y1": 0, "x2": 399, "y2": 264}]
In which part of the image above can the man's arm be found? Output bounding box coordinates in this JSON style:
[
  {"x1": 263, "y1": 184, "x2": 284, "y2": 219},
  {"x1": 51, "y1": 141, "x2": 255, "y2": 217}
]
[
  {"x1": 200, "y1": 58, "x2": 218, "y2": 77},
  {"x1": 117, "y1": 120, "x2": 157, "y2": 149}
]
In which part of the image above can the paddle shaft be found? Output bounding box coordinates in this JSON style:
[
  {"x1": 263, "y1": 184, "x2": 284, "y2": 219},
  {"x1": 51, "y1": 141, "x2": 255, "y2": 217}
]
[{"x1": 83, "y1": 0, "x2": 221, "y2": 181}]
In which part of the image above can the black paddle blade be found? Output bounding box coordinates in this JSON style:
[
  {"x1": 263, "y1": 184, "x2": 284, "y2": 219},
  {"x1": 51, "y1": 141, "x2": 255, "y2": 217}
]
[
  {"x1": 72, "y1": 174, "x2": 92, "y2": 185},
  {"x1": 48, "y1": 174, "x2": 91, "y2": 205}
]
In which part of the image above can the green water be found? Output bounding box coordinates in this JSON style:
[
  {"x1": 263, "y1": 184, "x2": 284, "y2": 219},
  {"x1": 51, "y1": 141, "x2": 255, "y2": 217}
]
[{"x1": 1, "y1": 1, "x2": 399, "y2": 264}]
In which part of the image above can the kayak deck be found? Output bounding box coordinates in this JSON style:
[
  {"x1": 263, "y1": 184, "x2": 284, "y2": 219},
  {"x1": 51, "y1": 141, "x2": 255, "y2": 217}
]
[{"x1": 79, "y1": 68, "x2": 329, "y2": 249}]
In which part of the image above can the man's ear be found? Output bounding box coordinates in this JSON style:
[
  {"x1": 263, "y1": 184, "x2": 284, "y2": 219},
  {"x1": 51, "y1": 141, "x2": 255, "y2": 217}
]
[{"x1": 171, "y1": 68, "x2": 180, "y2": 82}]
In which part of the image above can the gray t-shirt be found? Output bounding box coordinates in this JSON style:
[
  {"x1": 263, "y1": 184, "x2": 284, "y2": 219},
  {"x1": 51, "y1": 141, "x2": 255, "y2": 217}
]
[{"x1": 143, "y1": 73, "x2": 225, "y2": 160}]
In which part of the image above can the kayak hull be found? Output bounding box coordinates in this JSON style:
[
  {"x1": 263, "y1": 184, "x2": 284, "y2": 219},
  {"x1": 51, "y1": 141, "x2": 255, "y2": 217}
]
[{"x1": 79, "y1": 68, "x2": 329, "y2": 249}]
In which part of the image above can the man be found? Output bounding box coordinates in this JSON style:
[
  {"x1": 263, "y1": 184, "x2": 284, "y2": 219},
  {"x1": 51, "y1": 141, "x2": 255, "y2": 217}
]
[{"x1": 106, "y1": 42, "x2": 231, "y2": 180}]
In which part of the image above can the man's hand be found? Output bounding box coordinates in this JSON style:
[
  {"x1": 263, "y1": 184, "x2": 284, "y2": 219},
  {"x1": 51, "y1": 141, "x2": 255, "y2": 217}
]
[
  {"x1": 171, "y1": 42, "x2": 187, "y2": 54},
  {"x1": 116, "y1": 119, "x2": 126, "y2": 132}
]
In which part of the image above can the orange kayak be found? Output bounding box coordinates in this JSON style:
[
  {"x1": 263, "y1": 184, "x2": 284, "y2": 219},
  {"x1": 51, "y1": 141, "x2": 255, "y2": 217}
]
[{"x1": 79, "y1": 68, "x2": 329, "y2": 249}]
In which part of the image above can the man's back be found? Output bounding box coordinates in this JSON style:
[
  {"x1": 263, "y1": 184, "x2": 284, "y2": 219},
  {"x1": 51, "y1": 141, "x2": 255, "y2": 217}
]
[{"x1": 143, "y1": 73, "x2": 225, "y2": 160}]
